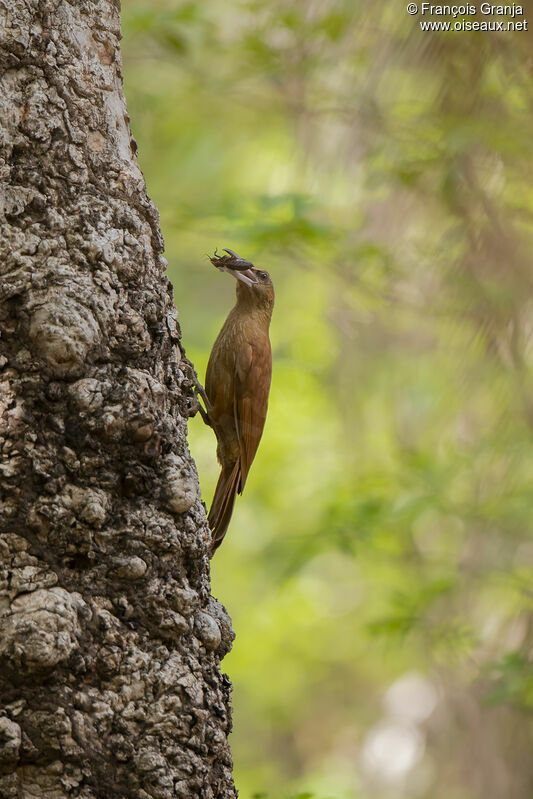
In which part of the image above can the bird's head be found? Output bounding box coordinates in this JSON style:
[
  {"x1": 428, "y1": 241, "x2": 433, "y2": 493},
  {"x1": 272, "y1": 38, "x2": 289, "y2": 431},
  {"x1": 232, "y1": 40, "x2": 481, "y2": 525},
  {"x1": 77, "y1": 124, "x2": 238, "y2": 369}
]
[
  {"x1": 210, "y1": 249, "x2": 274, "y2": 311},
  {"x1": 232, "y1": 266, "x2": 274, "y2": 311}
]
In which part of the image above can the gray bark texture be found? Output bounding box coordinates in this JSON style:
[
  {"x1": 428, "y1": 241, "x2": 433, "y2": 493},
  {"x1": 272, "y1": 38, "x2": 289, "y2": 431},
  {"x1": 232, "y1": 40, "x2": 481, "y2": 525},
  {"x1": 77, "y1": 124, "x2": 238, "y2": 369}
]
[{"x1": 0, "y1": 1, "x2": 236, "y2": 798}]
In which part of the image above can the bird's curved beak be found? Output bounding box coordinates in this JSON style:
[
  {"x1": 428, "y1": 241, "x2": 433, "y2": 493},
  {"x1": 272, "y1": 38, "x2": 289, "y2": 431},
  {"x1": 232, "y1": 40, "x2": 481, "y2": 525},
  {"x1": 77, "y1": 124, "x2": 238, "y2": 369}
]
[{"x1": 224, "y1": 267, "x2": 258, "y2": 286}]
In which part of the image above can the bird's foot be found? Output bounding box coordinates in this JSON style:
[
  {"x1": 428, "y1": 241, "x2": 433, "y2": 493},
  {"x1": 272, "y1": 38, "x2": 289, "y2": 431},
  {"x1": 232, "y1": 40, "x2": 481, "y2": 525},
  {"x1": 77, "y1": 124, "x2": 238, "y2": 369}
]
[
  {"x1": 194, "y1": 393, "x2": 212, "y2": 427},
  {"x1": 183, "y1": 361, "x2": 213, "y2": 427}
]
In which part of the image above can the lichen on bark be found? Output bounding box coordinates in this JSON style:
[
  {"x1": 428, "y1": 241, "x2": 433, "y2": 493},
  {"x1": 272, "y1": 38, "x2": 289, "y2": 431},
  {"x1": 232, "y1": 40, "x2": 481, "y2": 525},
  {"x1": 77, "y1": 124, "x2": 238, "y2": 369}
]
[{"x1": 0, "y1": 1, "x2": 236, "y2": 797}]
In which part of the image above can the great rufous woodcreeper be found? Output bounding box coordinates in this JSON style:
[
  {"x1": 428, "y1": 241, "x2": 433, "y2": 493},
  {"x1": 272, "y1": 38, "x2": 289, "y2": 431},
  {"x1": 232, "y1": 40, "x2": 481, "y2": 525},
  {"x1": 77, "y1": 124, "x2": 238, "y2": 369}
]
[{"x1": 198, "y1": 249, "x2": 274, "y2": 552}]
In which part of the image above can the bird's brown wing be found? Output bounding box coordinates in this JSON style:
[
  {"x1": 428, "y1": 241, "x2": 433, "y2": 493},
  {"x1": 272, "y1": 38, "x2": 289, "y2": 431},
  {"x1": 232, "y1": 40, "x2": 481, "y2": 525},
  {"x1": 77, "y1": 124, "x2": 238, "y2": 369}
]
[
  {"x1": 205, "y1": 332, "x2": 238, "y2": 457},
  {"x1": 234, "y1": 337, "x2": 271, "y2": 492},
  {"x1": 205, "y1": 332, "x2": 233, "y2": 415}
]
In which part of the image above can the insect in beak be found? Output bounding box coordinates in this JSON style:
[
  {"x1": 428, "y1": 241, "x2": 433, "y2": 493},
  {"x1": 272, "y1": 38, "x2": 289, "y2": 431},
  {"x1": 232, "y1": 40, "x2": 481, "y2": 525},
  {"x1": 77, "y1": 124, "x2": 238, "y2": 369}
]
[{"x1": 210, "y1": 247, "x2": 255, "y2": 272}]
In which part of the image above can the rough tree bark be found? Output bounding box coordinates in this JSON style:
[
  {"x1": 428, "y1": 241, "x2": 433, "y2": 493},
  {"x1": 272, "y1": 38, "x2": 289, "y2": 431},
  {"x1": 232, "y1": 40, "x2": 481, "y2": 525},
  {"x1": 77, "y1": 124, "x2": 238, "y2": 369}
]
[{"x1": 0, "y1": 2, "x2": 236, "y2": 797}]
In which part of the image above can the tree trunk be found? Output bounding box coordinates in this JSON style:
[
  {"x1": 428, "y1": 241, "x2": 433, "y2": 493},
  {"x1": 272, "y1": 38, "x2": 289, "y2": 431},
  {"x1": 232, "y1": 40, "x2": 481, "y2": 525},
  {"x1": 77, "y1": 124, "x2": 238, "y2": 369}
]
[{"x1": 0, "y1": 2, "x2": 235, "y2": 797}]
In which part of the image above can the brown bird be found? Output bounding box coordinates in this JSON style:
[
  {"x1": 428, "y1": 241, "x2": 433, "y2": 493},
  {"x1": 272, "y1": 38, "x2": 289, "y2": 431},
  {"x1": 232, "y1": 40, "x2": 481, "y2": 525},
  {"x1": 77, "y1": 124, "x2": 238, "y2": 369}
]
[{"x1": 201, "y1": 250, "x2": 274, "y2": 552}]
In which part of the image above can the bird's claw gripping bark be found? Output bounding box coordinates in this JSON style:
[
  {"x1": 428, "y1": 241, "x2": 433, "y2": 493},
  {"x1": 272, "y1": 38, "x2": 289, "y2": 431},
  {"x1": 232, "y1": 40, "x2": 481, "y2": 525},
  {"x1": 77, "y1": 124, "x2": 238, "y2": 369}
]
[{"x1": 184, "y1": 362, "x2": 213, "y2": 427}]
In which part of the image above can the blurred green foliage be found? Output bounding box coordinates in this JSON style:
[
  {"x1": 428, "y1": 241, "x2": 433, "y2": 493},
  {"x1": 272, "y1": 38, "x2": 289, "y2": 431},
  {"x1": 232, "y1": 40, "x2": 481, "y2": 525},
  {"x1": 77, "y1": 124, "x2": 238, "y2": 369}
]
[{"x1": 121, "y1": 2, "x2": 533, "y2": 797}]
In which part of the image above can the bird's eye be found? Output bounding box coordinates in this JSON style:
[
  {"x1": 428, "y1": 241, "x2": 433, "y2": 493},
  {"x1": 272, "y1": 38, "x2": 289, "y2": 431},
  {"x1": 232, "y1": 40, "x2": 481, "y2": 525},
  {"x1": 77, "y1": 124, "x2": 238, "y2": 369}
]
[{"x1": 258, "y1": 271, "x2": 268, "y2": 281}]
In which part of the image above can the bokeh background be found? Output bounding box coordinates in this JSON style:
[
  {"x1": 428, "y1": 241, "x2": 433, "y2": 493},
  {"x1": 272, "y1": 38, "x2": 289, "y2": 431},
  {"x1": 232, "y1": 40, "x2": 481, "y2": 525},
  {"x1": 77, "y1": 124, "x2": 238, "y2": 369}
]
[{"x1": 121, "y1": 3, "x2": 533, "y2": 797}]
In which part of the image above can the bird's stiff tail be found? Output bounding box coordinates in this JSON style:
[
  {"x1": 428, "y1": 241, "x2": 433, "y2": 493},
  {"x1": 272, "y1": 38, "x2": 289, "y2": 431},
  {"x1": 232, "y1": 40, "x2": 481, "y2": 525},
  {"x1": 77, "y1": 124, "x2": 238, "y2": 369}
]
[{"x1": 208, "y1": 461, "x2": 241, "y2": 552}]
